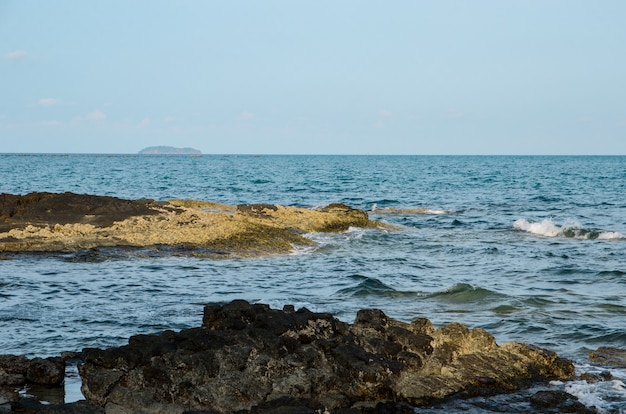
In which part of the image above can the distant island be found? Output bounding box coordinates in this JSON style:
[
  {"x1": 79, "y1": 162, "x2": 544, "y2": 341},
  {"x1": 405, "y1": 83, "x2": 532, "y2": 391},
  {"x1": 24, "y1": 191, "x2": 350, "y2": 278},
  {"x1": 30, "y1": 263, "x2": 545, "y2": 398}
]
[{"x1": 138, "y1": 146, "x2": 202, "y2": 155}]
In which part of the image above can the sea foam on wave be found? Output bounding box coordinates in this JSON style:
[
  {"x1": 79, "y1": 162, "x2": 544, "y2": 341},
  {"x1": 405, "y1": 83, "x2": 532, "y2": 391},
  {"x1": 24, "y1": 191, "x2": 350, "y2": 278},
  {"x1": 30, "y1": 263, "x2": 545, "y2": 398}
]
[{"x1": 513, "y1": 219, "x2": 625, "y2": 240}]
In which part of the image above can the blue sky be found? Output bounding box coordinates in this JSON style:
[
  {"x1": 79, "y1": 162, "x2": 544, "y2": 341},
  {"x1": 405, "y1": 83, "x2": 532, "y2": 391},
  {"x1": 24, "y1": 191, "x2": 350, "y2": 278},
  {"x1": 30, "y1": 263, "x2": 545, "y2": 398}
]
[{"x1": 1, "y1": 1, "x2": 625, "y2": 154}]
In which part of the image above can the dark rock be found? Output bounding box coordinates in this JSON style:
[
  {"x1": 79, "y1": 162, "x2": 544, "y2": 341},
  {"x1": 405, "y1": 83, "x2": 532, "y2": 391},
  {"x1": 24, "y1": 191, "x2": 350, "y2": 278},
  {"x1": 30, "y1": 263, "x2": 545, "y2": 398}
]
[
  {"x1": 9, "y1": 398, "x2": 104, "y2": 413},
  {"x1": 0, "y1": 355, "x2": 64, "y2": 387},
  {"x1": 0, "y1": 192, "x2": 160, "y2": 232},
  {"x1": 26, "y1": 358, "x2": 65, "y2": 385},
  {"x1": 0, "y1": 355, "x2": 29, "y2": 386},
  {"x1": 530, "y1": 390, "x2": 595, "y2": 413},
  {"x1": 78, "y1": 300, "x2": 574, "y2": 413}
]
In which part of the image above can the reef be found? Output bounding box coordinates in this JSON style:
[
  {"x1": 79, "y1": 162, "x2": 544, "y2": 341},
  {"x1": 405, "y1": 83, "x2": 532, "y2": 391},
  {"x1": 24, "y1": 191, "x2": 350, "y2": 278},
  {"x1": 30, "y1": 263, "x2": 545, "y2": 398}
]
[
  {"x1": 0, "y1": 192, "x2": 379, "y2": 257},
  {"x1": 1, "y1": 301, "x2": 578, "y2": 413}
]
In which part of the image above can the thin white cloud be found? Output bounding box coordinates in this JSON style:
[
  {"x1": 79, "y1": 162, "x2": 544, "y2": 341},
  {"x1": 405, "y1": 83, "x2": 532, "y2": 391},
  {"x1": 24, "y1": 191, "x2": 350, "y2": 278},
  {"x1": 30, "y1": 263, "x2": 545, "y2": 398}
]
[
  {"x1": 164, "y1": 116, "x2": 175, "y2": 122},
  {"x1": 5, "y1": 50, "x2": 27, "y2": 61},
  {"x1": 239, "y1": 111, "x2": 255, "y2": 121},
  {"x1": 378, "y1": 109, "x2": 393, "y2": 118},
  {"x1": 86, "y1": 110, "x2": 106, "y2": 121},
  {"x1": 577, "y1": 116, "x2": 594, "y2": 123},
  {"x1": 444, "y1": 109, "x2": 467, "y2": 119},
  {"x1": 42, "y1": 120, "x2": 63, "y2": 126},
  {"x1": 38, "y1": 98, "x2": 60, "y2": 106},
  {"x1": 374, "y1": 120, "x2": 385, "y2": 129},
  {"x1": 138, "y1": 117, "x2": 151, "y2": 128}
]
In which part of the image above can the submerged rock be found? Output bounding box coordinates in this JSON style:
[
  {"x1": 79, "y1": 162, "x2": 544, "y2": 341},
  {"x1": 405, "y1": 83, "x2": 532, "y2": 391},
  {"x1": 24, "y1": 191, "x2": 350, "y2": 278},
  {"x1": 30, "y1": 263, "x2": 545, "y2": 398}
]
[
  {"x1": 79, "y1": 300, "x2": 574, "y2": 413},
  {"x1": 589, "y1": 346, "x2": 626, "y2": 368},
  {"x1": 0, "y1": 193, "x2": 383, "y2": 257}
]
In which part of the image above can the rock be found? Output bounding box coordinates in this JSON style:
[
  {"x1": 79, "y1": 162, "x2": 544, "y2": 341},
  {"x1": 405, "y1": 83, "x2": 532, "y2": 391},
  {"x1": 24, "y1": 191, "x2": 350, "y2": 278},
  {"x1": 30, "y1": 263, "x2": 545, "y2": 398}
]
[
  {"x1": 0, "y1": 193, "x2": 383, "y2": 256},
  {"x1": 0, "y1": 387, "x2": 19, "y2": 405},
  {"x1": 0, "y1": 192, "x2": 160, "y2": 232},
  {"x1": 0, "y1": 355, "x2": 29, "y2": 386},
  {"x1": 78, "y1": 300, "x2": 574, "y2": 413},
  {"x1": 0, "y1": 355, "x2": 64, "y2": 387},
  {"x1": 589, "y1": 346, "x2": 626, "y2": 367},
  {"x1": 9, "y1": 398, "x2": 105, "y2": 413},
  {"x1": 530, "y1": 390, "x2": 595, "y2": 413}
]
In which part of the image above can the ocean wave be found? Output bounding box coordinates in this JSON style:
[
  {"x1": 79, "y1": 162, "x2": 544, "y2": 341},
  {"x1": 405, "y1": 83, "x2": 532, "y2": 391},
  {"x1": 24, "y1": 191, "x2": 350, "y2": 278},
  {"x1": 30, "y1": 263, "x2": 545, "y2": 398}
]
[
  {"x1": 336, "y1": 275, "x2": 418, "y2": 298},
  {"x1": 513, "y1": 219, "x2": 625, "y2": 240},
  {"x1": 428, "y1": 283, "x2": 504, "y2": 303},
  {"x1": 559, "y1": 364, "x2": 626, "y2": 413}
]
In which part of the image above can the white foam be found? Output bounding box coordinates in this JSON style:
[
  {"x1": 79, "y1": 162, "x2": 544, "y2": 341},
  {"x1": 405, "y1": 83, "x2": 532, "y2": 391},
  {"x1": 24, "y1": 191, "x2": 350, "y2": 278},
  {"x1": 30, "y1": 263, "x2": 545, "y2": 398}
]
[
  {"x1": 564, "y1": 364, "x2": 626, "y2": 413},
  {"x1": 426, "y1": 208, "x2": 449, "y2": 215},
  {"x1": 513, "y1": 218, "x2": 625, "y2": 240},
  {"x1": 513, "y1": 218, "x2": 562, "y2": 237},
  {"x1": 597, "y1": 231, "x2": 626, "y2": 240}
]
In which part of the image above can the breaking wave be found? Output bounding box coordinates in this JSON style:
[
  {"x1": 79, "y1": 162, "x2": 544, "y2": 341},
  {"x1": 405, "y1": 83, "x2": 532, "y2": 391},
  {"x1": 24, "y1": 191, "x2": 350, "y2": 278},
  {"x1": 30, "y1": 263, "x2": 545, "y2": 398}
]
[{"x1": 513, "y1": 219, "x2": 625, "y2": 240}]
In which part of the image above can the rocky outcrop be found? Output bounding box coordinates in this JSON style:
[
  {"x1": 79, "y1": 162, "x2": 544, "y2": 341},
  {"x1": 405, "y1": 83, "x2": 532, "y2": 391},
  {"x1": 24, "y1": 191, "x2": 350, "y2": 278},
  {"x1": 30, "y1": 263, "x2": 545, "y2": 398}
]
[
  {"x1": 0, "y1": 355, "x2": 65, "y2": 387},
  {"x1": 0, "y1": 355, "x2": 66, "y2": 409},
  {"x1": 0, "y1": 193, "x2": 383, "y2": 256},
  {"x1": 79, "y1": 300, "x2": 574, "y2": 413}
]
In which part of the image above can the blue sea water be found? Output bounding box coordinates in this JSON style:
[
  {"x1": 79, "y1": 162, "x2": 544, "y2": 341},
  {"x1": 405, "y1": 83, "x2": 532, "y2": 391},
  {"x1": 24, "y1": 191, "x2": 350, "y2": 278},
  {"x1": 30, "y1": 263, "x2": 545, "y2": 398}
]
[{"x1": 1, "y1": 154, "x2": 625, "y2": 411}]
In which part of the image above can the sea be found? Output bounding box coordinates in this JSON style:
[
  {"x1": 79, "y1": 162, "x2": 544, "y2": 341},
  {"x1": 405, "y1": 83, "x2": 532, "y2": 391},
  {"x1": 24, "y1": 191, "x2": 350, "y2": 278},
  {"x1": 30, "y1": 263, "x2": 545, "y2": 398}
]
[{"x1": 0, "y1": 154, "x2": 625, "y2": 412}]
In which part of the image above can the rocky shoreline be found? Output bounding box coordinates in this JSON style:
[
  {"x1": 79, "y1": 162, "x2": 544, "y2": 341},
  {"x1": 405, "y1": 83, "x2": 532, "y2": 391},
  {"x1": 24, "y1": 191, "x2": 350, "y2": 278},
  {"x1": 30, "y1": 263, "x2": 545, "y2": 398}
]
[
  {"x1": 0, "y1": 192, "x2": 381, "y2": 257},
  {"x1": 3, "y1": 300, "x2": 619, "y2": 413},
  {"x1": 1, "y1": 193, "x2": 621, "y2": 412}
]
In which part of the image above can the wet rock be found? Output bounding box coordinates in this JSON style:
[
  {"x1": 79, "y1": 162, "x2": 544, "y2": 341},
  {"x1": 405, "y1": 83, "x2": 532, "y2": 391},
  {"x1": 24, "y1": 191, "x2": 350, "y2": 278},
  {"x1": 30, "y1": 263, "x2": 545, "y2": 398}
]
[
  {"x1": 9, "y1": 398, "x2": 104, "y2": 413},
  {"x1": 0, "y1": 387, "x2": 19, "y2": 406},
  {"x1": 0, "y1": 356, "x2": 64, "y2": 387},
  {"x1": 589, "y1": 346, "x2": 626, "y2": 367},
  {"x1": 530, "y1": 390, "x2": 595, "y2": 413},
  {"x1": 25, "y1": 358, "x2": 65, "y2": 386},
  {"x1": 79, "y1": 300, "x2": 574, "y2": 413}
]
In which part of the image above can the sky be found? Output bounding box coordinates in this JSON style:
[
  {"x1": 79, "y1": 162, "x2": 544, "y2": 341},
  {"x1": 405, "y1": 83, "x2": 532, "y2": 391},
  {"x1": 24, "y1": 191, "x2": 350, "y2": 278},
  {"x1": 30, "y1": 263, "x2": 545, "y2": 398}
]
[{"x1": 1, "y1": 1, "x2": 625, "y2": 155}]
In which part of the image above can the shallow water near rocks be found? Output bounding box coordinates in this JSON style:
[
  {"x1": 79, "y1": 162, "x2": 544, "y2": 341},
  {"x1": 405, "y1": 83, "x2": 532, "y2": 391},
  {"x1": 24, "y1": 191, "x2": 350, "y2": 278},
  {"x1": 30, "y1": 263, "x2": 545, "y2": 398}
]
[{"x1": 1, "y1": 154, "x2": 625, "y2": 412}]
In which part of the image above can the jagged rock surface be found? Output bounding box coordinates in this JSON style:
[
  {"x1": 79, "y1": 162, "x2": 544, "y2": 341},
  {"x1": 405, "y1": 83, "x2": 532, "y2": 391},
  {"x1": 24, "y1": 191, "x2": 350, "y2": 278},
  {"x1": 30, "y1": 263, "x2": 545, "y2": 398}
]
[
  {"x1": 0, "y1": 193, "x2": 382, "y2": 256},
  {"x1": 0, "y1": 355, "x2": 65, "y2": 387},
  {"x1": 79, "y1": 300, "x2": 574, "y2": 413}
]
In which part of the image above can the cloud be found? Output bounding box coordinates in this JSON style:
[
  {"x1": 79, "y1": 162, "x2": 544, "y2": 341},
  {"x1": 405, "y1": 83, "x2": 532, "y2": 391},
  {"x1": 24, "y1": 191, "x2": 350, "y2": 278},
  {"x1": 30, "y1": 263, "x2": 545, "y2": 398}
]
[
  {"x1": 378, "y1": 109, "x2": 393, "y2": 118},
  {"x1": 577, "y1": 116, "x2": 595, "y2": 123},
  {"x1": 5, "y1": 50, "x2": 27, "y2": 61},
  {"x1": 444, "y1": 109, "x2": 466, "y2": 119},
  {"x1": 38, "y1": 98, "x2": 60, "y2": 106},
  {"x1": 238, "y1": 111, "x2": 255, "y2": 121},
  {"x1": 86, "y1": 110, "x2": 106, "y2": 121},
  {"x1": 42, "y1": 120, "x2": 63, "y2": 126},
  {"x1": 164, "y1": 116, "x2": 175, "y2": 122},
  {"x1": 374, "y1": 120, "x2": 385, "y2": 129},
  {"x1": 138, "y1": 117, "x2": 151, "y2": 128}
]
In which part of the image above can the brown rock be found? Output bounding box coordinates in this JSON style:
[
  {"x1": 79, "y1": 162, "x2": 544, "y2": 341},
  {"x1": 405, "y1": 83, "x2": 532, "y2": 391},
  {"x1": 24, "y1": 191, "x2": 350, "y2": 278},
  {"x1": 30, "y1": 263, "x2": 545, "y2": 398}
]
[
  {"x1": 0, "y1": 193, "x2": 383, "y2": 256},
  {"x1": 26, "y1": 357, "x2": 65, "y2": 385},
  {"x1": 0, "y1": 355, "x2": 65, "y2": 389},
  {"x1": 589, "y1": 346, "x2": 626, "y2": 367},
  {"x1": 78, "y1": 300, "x2": 574, "y2": 413}
]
